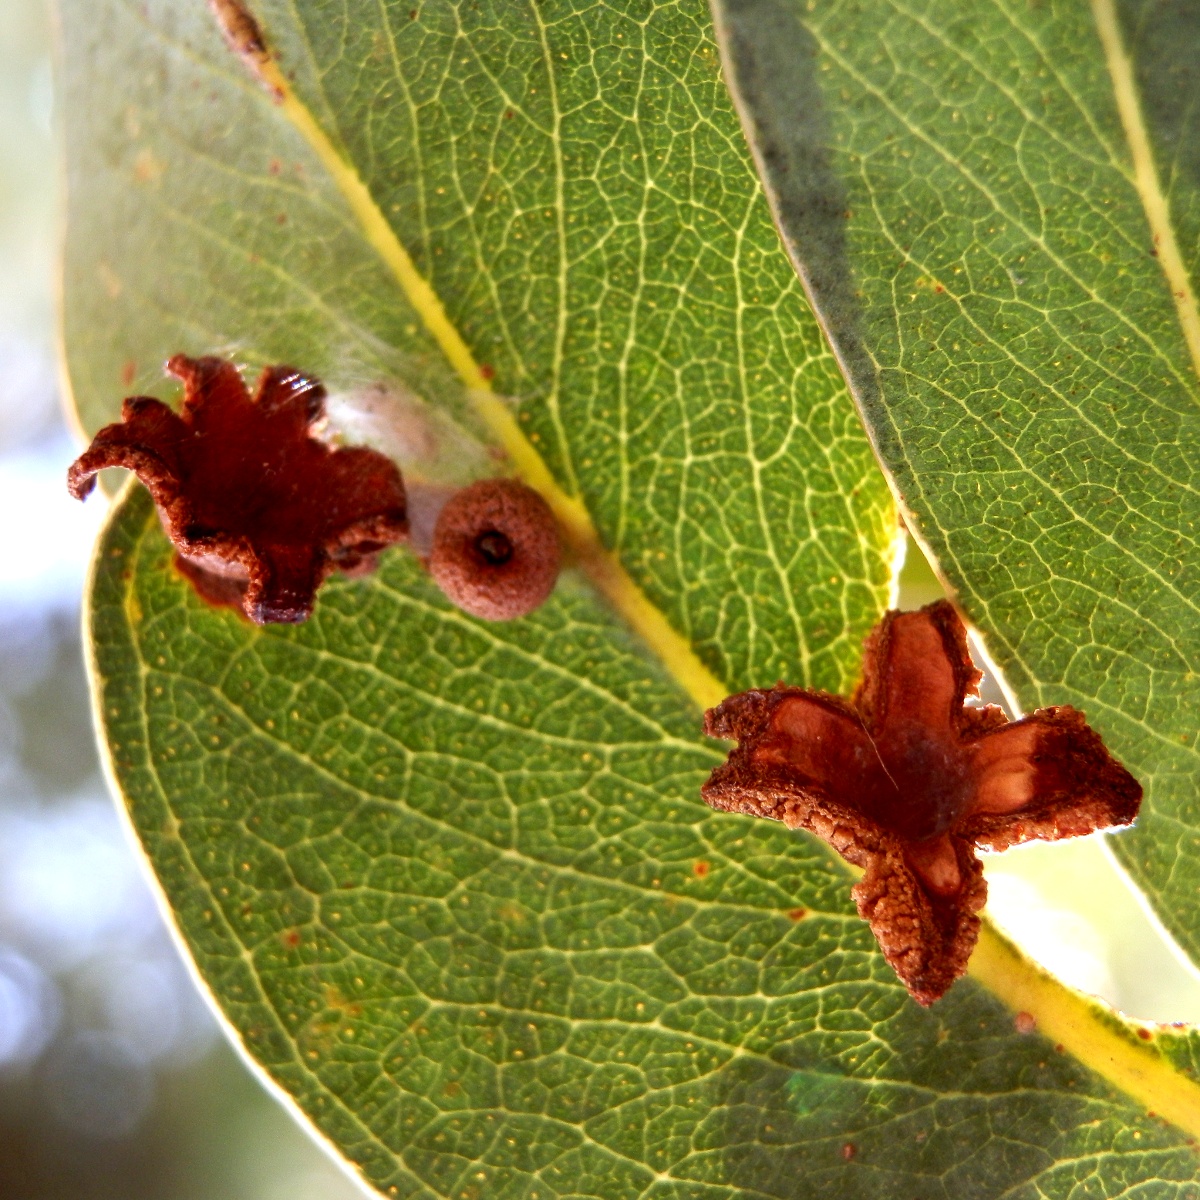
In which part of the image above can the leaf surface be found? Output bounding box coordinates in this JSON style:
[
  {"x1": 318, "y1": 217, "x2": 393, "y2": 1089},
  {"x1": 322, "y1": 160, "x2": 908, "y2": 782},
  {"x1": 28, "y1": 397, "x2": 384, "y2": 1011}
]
[
  {"x1": 711, "y1": 0, "x2": 1200, "y2": 966},
  {"x1": 92, "y1": 485, "x2": 1200, "y2": 1199},
  {"x1": 61, "y1": 0, "x2": 1200, "y2": 1193},
  {"x1": 62, "y1": 0, "x2": 894, "y2": 695}
]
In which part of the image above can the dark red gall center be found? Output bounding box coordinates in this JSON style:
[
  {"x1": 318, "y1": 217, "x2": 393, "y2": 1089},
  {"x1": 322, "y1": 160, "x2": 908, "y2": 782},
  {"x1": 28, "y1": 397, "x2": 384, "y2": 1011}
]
[{"x1": 475, "y1": 529, "x2": 513, "y2": 566}]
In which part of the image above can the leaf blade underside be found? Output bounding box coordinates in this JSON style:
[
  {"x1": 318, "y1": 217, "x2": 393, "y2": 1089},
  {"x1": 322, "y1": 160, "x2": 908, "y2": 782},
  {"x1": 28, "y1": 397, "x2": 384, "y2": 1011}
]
[
  {"x1": 92, "y1": 486, "x2": 1200, "y2": 1199},
  {"x1": 710, "y1": 0, "x2": 1200, "y2": 973}
]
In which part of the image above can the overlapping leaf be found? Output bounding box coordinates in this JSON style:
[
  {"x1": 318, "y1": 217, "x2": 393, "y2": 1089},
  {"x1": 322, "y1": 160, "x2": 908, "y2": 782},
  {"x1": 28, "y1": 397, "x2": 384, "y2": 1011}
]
[
  {"x1": 61, "y1": 0, "x2": 488, "y2": 485},
  {"x1": 92, "y1": 486, "x2": 1200, "y2": 1199},
  {"x1": 61, "y1": 0, "x2": 1200, "y2": 1194},
  {"x1": 711, "y1": 0, "x2": 1200, "y2": 966}
]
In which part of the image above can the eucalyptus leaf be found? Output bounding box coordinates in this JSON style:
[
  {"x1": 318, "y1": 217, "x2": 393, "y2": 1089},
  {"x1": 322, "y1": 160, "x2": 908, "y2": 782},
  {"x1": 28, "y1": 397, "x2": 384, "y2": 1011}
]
[
  {"x1": 62, "y1": 0, "x2": 893, "y2": 695},
  {"x1": 710, "y1": 0, "x2": 1200, "y2": 969},
  {"x1": 60, "y1": 0, "x2": 1200, "y2": 1194},
  {"x1": 91, "y1": 485, "x2": 1200, "y2": 1199}
]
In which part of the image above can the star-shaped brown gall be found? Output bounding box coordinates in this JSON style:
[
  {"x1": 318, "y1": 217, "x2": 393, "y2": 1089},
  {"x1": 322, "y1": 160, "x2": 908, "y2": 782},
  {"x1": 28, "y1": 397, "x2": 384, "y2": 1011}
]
[
  {"x1": 68, "y1": 355, "x2": 408, "y2": 624},
  {"x1": 701, "y1": 600, "x2": 1142, "y2": 1005}
]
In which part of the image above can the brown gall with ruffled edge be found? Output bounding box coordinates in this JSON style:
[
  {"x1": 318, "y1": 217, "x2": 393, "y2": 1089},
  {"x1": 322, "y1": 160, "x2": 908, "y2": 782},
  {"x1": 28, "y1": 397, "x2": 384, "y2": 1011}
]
[
  {"x1": 68, "y1": 355, "x2": 408, "y2": 624},
  {"x1": 701, "y1": 600, "x2": 1142, "y2": 1006},
  {"x1": 430, "y1": 478, "x2": 561, "y2": 621}
]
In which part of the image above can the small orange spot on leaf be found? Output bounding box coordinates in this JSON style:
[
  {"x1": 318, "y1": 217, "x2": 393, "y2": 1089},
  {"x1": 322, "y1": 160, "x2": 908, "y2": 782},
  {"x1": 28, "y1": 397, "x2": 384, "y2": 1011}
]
[
  {"x1": 787, "y1": 907, "x2": 807, "y2": 921},
  {"x1": 133, "y1": 148, "x2": 164, "y2": 184},
  {"x1": 693, "y1": 861, "x2": 710, "y2": 877}
]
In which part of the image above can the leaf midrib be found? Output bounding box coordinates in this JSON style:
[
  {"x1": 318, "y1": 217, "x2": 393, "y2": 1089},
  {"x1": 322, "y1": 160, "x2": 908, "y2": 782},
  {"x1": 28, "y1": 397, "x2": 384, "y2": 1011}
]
[
  {"x1": 1092, "y1": 0, "x2": 1200, "y2": 383},
  {"x1": 236, "y1": 11, "x2": 730, "y2": 715}
]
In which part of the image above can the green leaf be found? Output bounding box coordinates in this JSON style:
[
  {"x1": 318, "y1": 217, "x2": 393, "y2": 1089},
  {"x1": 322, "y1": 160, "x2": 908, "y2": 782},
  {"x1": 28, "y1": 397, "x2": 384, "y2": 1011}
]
[
  {"x1": 711, "y1": 0, "x2": 1200, "y2": 968},
  {"x1": 92, "y1": 484, "x2": 1200, "y2": 1198},
  {"x1": 61, "y1": 0, "x2": 894, "y2": 696},
  {"x1": 62, "y1": 0, "x2": 1200, "y2": 1192}
]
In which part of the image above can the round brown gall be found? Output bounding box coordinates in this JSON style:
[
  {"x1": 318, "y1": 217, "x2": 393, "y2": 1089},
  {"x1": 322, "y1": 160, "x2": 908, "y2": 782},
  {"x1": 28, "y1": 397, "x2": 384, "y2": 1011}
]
[{"x1": 430, "y1": 478, "x2": 561, "y2": 620}]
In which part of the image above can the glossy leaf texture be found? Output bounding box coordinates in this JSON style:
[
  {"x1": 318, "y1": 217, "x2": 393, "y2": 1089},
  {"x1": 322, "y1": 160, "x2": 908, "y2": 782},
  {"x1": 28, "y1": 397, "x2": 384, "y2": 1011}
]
[
  {"x1": 711, "y1": 0, "x2": 1200, "y2": 966},
  {"x1": 92, "y1": 486, "x2": 1200, "y2": 1199}
]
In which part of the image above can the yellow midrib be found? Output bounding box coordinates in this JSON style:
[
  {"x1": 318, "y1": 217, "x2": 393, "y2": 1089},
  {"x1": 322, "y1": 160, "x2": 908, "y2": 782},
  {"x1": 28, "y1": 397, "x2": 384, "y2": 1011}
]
[
  {"x1": 218, "y1": 6, "x2": 1200, "y2": 1142},
  {"x1": 252, "y1": 59, "x2": 726, "y2": 713},
  {"x1": 970, "y1": 926, "x2": 1200, "y2": 1137},
  {"x1": 1093, "y1": 0, "x2": 1200, "y2": 382}
]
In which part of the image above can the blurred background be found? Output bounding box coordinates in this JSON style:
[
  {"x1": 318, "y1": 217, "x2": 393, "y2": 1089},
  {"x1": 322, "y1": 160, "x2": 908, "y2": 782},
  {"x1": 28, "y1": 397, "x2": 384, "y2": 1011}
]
[
  {"x1": 0, "y1": 2, "x2": 366, "y2": 1196},
  {"x1": 0, "y1": 1, "x2": 1197, "y2": 1195}
]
